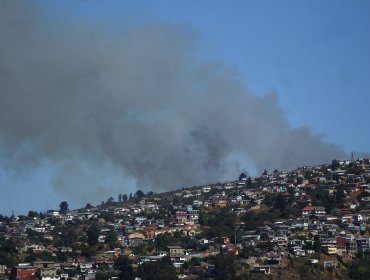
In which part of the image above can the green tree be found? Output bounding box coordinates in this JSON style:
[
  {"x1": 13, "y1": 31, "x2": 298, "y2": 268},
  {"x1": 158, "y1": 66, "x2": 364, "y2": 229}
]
[
  {"x1": 113, "y1": 255, "x2": 134, "y2": 280},
  {"x1": 241, "y1": 245, "x2": 256, "y2": 258},
  {"x1": 37, "y1": 251, "x2": 56, "y2": 261},
  {"x1": 214, "y1": 254, "x2": 237, "y2": 280},
  {"x1": 105, "y1": 230, "x2": 118, "y2": 249},
  {"x1": 331, "y1": 160, "x2": 340, "y2": 170},
  {"x1": 335, "y1": 188, "x2": 345, "y2": 207},
  {"x1": 87, "y1": 224, "x2": 100, "y2": 246},
  {"x1": 57, "y1": 252, "x2": 68, "y2": 262},
  {"x1": 296, "y1": 177, "x2": 304, "y2": 185},
  {"x1": 0, "y1": 234, "x2": 17, "y2": 266},
  {"x1": 59, "y1": 201, "x2": 69, "y2": 214},
  {"x1": 139, "y1": 256, "x2": 177, "y2": 280},
  {"x1": 95, "y1": 271, "x2": 118, "y2": 280},
  {"x1": 204, "y1": 210, "x2": 236, "y2": 239},
  {"x1": 239, "y1": 172, "x2": 247, "y2": 181},
  {"x1": 28, "y1": 210, "x2": 39, "y2": 218},
  {"x1": 155, "y1": 233, "x2": 177, "y2": 251},
  {"x1": 85, "y1": 203, "x2": 94, "y2": 209},
  {"x1": 24, "y1": 254, "x2": 37, "y2": 263},
  {"x1": 135, "y1": 190, "x2": 145, "y2": 199},
  {"x1": 246, "y1": 177, "x2": 252, "y2": 187},
  {"x1": 348, "y1": 256, "x2": 370, "y2": 280},
  {"x1": 274, "y1": 194, "x2": 285, "y2": 210}
]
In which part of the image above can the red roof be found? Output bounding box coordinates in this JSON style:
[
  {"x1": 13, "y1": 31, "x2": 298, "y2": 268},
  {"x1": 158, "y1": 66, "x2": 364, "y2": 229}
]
[
  {"x1": 336, "y1": 237, "x2": 346, "y2": 246},
  {"x1": 302, "y1": 206, "x2": 315, "y2": 211}
]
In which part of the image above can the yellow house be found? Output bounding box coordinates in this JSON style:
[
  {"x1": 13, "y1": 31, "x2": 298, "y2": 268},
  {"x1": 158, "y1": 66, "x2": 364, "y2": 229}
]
[{"x1": 214, "y1": 200, "x2": 228, "y2": 208}]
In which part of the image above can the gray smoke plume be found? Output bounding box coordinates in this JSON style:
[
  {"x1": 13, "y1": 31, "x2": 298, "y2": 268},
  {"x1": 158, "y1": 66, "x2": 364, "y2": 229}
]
[{"x1": 0, "y1": 1, "x2": 346, "y2": 205}]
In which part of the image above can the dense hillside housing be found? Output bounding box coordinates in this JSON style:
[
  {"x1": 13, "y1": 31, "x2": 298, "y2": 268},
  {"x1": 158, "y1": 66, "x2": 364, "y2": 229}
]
[{"x1": 1, "y1": 158, "x2": 370, "y2": 279}]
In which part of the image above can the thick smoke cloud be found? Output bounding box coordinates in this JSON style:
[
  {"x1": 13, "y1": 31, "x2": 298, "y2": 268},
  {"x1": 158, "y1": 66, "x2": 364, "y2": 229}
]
[{"x1": 0, "y1": 2, "x2": 346, "y2": 204}]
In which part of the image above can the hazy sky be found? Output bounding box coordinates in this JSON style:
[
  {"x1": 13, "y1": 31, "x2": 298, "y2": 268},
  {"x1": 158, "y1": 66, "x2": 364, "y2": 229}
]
[{"x1": 1, "y1": 0, "x2": 369, "y2": 215}]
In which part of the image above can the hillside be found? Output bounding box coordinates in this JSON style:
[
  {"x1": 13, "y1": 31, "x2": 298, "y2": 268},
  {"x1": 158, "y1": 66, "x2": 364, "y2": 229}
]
[{"x1": 1, "y1": 158, "x2": 370, "y2": 280}]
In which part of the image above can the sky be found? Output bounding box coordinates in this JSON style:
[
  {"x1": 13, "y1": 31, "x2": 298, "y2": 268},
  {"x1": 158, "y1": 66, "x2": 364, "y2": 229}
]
[{"x1": 0, "y1": 0, "x2": 369, "y2": 215}]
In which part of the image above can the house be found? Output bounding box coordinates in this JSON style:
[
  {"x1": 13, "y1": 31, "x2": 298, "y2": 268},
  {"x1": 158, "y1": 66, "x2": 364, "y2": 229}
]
[
  {"x1": 33, "y1": 261, "x2": 58, "y2": 277},
  {"x1": 42, "y1": 276, "x2": 61, "y2": 280},
  {"x1": 302, "y1": 206, "x2": 326, "y2": 216},
  {"x1": 322, "y1": 244, "x2": 337, "y2": 255},
  {"x1": 214, "y1": 200, "x2": 228, "y2": 208},
  {"x1": 168, "y1": 246, "x2": 186, "y2": 266},
  {"x1": 0, "y1": 265, "x2": 6, "y2": 276},
  {"x1": 314, "y1": 206, "x2": 326, "y2": 215},
  {"x1": 12, "y1": 266, "x2": 36, "y2": 279},
  {"x1": 79, "y1": 262, "x2": 94, "y2": 274},
  {"x1": 168, "y1": 245, "x2": 184, "y2": 255},
  {"x1": 176, "y1": 211, "x2": 188, "y2": 224},
  {"x1": 302, "y1": 206, "x2": 315, "y2": 216},
  {"x1": 291, "y1": 246, "x2": 306, "y2": 257},
  {"x1": 198, "y1": 238, "x2": 209, "y2": 245},
  {"x1": 252, "y1": 265, "x2": 271, "y2": 274},
  {"x1": 202, "y1": 187, "x2": 212, "y2": 193},
  {"x1": 45, "y1": 211, "x2": 60, "y2": 220},
  {"x1": 192, "y1": 200, "x2": 203, "y2": 207},
  {"x1": 323, "y1": 261, "x2": 336, "y2": 269},
  {"x1": 356, "y1": 238, "x2": 369, "y2": 253},
  {"x1": 23, "y1": 244, "x2": 46, "y2": 253},
  {"x1": 187, "y1": 209, "x2": 199, "y2": 224}
]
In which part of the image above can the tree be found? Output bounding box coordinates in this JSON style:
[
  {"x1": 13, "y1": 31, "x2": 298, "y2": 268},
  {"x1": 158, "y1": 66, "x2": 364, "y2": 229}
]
[
  {"x1": 336, "y1": 188, "x2": 345, "y2": 208},
  {"x1": 122, "y1": 194, "x2": 128, "y2": 202},
  {"x1": 105, "y1": 230, "x2": 118, "y2": 249},
  {"x1": 214, "y1": 255, "x2": 237, "y2": 280},
  {"x1": 56, "y1": 252, "x2": 68, "y2": 262},
  {"x1": 348, "y1": 256, "x2": 370, "y2": 280},
  {"x1": 331, "y1": 160, "x2": 340, "y2": 170},
  {"x1": 204, "y1": 209, "x2": 236, "y2": 239},
  {"x1": 296, "y1": 177, "x2": 304, "y2": 185},
  {"x1": 118, "y1": 194, "x2": 122, "y2": 202},
  {"x1": 59, "y1": 201, "x2": 69, "y2": 214},
  {"x1": 86, "y1": 224, "x2": 100, "y2": 246},
  {"x1": 239, "y1": 172, "x2": 247, "y2": 181},
  {"x1": 0, "y1": 234, "x2": 17, "y2": 266},
  {"x1": 135, "y1": 190, "x2": 145, "y2": 199},
  {"x1": 28, "y1": 211, "x2": 39, "y2": 218},
  {"x1": 138, "y1": 257, "x2": 177, "y2": 280},
  {"x1": 38, "y1": 251, "x2": 56, "y2": 261},
  {"x1": 274, "y1": 194, "x2": 286, "y2": 211},
  {"x1": 99, "y1": 212, "x2": 115, "y2": 223},
  {"x1": 85, "y1": 203, "x2": 93, "y2": 209},
  {"x1": 241, "y1": 245, "x2": 256, "y2": 258},
  {"x1": 129, "y1": 193, "x2": 133, "y2": 200},
  {"x1": 246, "y1": 177, "x2": 252, "y2": 187},
  {"x1": 113, "y1": 255, "x2": 134, "y2": 280},
  {"x1": 155, "y1": 233, "x2": 177, "y2": 251},
  {"x1": 24, "y1": 254, "x2": 37, "y2": 263}
]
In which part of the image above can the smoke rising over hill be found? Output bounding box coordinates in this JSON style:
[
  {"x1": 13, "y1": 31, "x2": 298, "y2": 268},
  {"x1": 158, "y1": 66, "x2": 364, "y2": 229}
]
[{"x1": 0, "y1": 1, "x2": 345, "y2": 204}]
